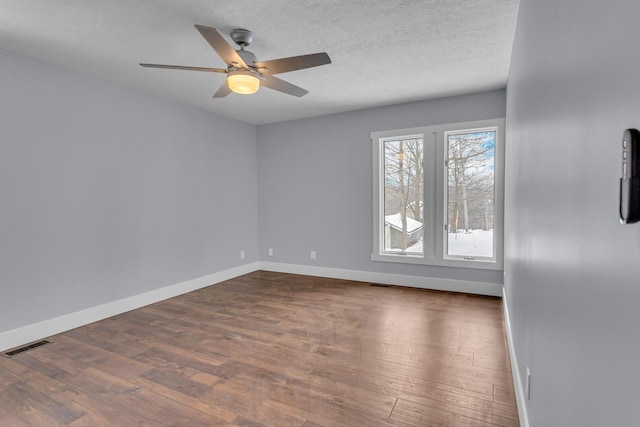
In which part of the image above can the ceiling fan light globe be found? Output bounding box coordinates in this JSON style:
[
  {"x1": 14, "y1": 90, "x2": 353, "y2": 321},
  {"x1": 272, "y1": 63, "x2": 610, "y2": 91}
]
[{"x1": 227, "y1": 71, "x2": 260, "y2": 95}]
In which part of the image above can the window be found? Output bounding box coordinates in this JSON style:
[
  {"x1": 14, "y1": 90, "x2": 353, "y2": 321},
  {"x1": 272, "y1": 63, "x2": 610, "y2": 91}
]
[
  {"x1": 445, "y1": 128, "x2": 496, "y2": 260},
  {"x1": 372, "y1": 119, "x2": 504, "y2": 270},
  {"x1": 382, "y1": 136, "x2": 424, "y2": 256}
]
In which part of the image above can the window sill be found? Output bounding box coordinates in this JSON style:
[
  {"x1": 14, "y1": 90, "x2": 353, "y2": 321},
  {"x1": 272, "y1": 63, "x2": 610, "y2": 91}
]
[{"x1": 371, "y1": 253, "x2": 503, "y2": 270}]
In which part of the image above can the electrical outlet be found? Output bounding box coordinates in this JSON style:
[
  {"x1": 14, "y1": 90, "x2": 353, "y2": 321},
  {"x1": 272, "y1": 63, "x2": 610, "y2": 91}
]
[
  {"x1": 310, "y1": 250, "x2": 316, "y2": 260},
  {"x1": 526, "y1": 367, "x2": 531, "y2": 400},
  {"x1": 268, "y1": 248, "x2": 273, "y2": 257},
  {"x1": 240, "y1": 250, "x2": 245, "y2": 260}
]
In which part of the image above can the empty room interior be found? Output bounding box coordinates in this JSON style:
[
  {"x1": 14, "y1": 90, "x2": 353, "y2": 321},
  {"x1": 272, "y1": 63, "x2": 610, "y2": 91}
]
[{"x1": 1, "y1": 0, "x2": 639, "y2": 426}]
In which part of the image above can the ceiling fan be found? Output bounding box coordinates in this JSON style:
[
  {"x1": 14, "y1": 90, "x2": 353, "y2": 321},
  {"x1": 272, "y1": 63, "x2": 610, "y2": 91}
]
[{"x1": 140, "y1": 25, "x2": 331, "y2": 98}]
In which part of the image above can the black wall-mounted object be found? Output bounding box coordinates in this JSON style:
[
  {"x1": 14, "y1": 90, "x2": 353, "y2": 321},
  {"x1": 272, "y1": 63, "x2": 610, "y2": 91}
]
[{"x1": 620, "y1": 128, "x2": 640, "y2": 224}]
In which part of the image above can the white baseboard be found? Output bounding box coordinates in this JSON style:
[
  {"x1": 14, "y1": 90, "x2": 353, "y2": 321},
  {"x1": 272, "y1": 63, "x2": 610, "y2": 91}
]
[
  {"x1": 502, "y1": 287, "x2": 530, "y2": 427},
  {"x1": 258, "y1": 261, "x2": 502, "y2": 296},
  {"x1": 0, "y1": 262, "x2": 260, "y2": 353}
]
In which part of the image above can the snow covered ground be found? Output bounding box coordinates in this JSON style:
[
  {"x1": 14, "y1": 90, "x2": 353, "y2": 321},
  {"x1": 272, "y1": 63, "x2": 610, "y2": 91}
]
[
  {"x1": 447, "y1": 229, "x2": 493, "y2": 257},
  {"x1": 403, "y1": 229, "x2": 493, "y2": 257}
]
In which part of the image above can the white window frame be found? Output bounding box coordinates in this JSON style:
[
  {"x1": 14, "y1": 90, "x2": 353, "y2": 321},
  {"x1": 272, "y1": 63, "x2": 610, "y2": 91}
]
[{"x1": 371, "y1": 118, "x2": 504, "y2": 270}]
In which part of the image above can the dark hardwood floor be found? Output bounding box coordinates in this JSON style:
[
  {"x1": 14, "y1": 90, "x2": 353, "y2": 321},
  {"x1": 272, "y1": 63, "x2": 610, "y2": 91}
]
[{"x1": 0, "y1": 271, "x2": 519, "y2": 426}]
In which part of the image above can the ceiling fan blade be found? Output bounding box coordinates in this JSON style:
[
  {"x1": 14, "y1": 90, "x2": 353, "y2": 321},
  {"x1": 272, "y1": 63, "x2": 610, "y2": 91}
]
[
  {"x1": 213, "y1": 81, "x2": 231, "y2": 98},
  {"x1": 254, "y1": 52, "x2": 331, "y2": 75},
  {"x1": 194, "y1": 25, "x2": 248, "y2": 69},
  {"x1": 261, "y1": 76, "x2": 309, "y2": 97},
  {"x1": 140, "y1": 63, "x2": 227, "y2": 73}
]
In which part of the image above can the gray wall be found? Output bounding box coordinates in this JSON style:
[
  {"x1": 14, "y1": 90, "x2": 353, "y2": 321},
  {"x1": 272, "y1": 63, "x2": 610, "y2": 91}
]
[
  {"x1": 257, "y1": 90, "x2": 505, "y2": 284},
  {"x1": 504, "y1": 0, "x2": 640, "y2": 425},
  {"x1": 0, "y1": 48, "x2": 258, "y2": 334}
]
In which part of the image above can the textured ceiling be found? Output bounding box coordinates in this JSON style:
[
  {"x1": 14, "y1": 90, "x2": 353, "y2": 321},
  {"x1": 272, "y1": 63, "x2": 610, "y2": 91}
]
[{"x1": 0, "y1": 0, "x2": 519, "y2": 125}]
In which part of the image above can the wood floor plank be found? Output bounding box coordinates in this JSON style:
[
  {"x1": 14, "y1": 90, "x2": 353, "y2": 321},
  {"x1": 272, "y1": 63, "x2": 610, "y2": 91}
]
[
  {"x1": 0, "y1": 382, "x2": 85, "y2": 426},
  {"x1": 0, "y1": 412, "x2": 32, "y2": 427},
  {"x1": 127, "y1": 375, "x2": 235, "y2": 423},
  {"x1": 390, "y1": 397, "x2": 505, "y2": 427},
  {"x1": 0, "y1": 271, "x2": 519, "y2": 426},
  {"x1": 494, "y1": 384, "x2": 518, "y2": 406}
]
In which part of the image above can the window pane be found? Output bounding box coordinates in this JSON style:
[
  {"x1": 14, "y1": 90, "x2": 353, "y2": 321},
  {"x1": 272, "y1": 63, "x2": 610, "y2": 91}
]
[
  {"x1": 446, "y1": 130, "x2": 495, "y2": 258},
  {"x1": 383, "y1": 137, "x2": 423, "y2": 255}
]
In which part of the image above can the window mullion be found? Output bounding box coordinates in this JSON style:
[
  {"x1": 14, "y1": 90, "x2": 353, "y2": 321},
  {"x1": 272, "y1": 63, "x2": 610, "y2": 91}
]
[{"x1": 435, "y1": 129, "x2": 446, "y2": 261}]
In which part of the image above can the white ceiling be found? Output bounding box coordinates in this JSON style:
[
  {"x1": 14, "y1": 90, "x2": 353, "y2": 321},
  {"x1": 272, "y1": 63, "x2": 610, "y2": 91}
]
[{"x1": 0, "y1": 0, "x2": 519, "y2": 125}]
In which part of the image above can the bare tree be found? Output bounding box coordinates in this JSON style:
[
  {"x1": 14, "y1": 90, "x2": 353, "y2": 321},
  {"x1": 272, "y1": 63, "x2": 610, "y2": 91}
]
[
  {"x1": 447, "y1": 132, "x2": 495, "y2": 234},
  {"x1": 384, "y1": 138, "x2": 423, "y2": 250}
]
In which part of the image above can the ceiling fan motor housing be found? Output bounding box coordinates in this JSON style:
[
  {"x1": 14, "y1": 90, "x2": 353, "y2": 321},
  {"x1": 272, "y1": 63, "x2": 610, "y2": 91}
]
[{"x1": 231, "y1": 28, "x2": 255, "y2": 47}]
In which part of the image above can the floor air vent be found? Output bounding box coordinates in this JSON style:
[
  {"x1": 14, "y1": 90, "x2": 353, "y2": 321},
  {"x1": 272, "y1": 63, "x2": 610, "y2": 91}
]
[
  {"x1": 370, "y1": 283, "x2": 390, "y2": 287},
  {"x1": 4, "y1": 340, "x2": 51, "y2": 357}
]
